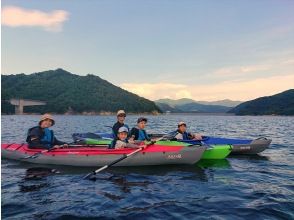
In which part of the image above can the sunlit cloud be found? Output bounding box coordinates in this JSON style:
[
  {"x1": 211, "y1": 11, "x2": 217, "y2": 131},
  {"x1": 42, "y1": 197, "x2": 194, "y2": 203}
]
[
  {"x1": 1, "y1": 6, "x2": 69, "y2": 32},
  {"x1": 121, "y1": 83, "x2": 192, "y2": 100},
  {"x1": 121, "y1": 74, "x2": 294, "y2": 101}
]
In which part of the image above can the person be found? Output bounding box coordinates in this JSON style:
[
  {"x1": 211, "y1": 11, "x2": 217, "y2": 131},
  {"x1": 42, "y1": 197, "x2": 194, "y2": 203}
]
[
  {"x1": 129, "y1": 117, "x2": 151, "y2": 142},
  {"x1": 26, "y1": 114, "x2": 68, "y2": 149},
  {"x1": 110, "y1": 127, "x2": 140, "y2": 149},
  {"x1": 112, "y1": 110, "x2": 129, "y2": 137},
  {"x1": 173, "y1": 121, "x2": 203, "y2": 141}
]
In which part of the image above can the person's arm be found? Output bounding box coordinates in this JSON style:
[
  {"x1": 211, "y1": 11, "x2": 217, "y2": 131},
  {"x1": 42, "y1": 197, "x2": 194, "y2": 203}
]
[
  {"x1": 192, "y1": 133, "x2": 203, "y2": 140},
  {"x1": 53, "y1": 136, "x2": 67, "y2": 145},
  {"x1": 112, "y1": 123, "x2": 119, "y2": 137},
  {"x1": 51, "y1": 130, "x2": 67, "y2": 146},
  {"x1": 125, "y1": 142, "x2": 140, "y2": 148}
]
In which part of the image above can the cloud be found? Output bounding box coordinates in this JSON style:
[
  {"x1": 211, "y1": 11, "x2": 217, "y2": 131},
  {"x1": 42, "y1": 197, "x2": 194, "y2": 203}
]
[
  {"x1": 1, "y1": 6, "x2": 69, "y2": 32},
  {"x1": 213, "y1": 64, "x2": 271, "y2": 77},
  {"x1": 121, "y1": 74, "x2": 294, "y2": 101},
  {"x1": 121, "y1": 83, "x2": 193, "y2": 100}
]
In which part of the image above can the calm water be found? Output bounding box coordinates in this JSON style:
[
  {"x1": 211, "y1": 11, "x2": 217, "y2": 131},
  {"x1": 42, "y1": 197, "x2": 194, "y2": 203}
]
[{"x1": 1, "y1": 115, "x2": 294, "y2": 220}]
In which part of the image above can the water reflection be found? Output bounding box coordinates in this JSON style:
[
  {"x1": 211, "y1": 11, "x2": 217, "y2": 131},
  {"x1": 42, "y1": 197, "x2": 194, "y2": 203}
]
[
  {"x1": 19, "y1": 167, "x2": 59, "y2": 192},
  {"x1": 228, "y1": 154, "x2": 270, "y2": 161}
]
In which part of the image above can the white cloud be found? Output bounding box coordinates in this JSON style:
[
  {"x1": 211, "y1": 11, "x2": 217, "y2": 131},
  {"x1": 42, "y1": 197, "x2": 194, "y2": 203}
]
[
  {"x1": 121, "y1": 74, "x2": 294, "y2": 101},
  {"x1": 1, "y1": 6, "x2": 69, "y2": 32}
]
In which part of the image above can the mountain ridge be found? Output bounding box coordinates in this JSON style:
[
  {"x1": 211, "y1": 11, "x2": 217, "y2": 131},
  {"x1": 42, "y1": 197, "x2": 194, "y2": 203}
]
[
  {"x1": 1, "y1": 68, "x2": 161, "y2": 114},
  {"x1": 229, "y1": 89, "x2": 294, "y2": 115}
]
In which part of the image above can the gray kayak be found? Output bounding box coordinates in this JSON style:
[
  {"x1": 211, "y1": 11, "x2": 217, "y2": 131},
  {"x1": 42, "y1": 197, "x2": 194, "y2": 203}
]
[
  {"x1": 230, "y1": 137, "x2": 272, "y2": 155},
  {"x1": 1, "y1": 143, "x2": 206, "y2": 167}
]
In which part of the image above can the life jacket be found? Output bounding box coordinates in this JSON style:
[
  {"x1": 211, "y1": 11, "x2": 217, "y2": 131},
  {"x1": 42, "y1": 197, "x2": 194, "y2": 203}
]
[
  {"x1": 41, "y1": 128, "x2": 54, "y2": 148},
  {"x1": 26, "y1": 126, "x2": 54, "y2": 148},
  {"x1": 130, "y1": 127, "x2": 150, "y2": 141}
]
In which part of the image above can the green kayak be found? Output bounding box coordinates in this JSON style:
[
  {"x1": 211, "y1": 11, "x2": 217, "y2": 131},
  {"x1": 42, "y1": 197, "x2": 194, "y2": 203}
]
[{"x1": 84, "y1": 138, "x2": 232, "y2": 160}]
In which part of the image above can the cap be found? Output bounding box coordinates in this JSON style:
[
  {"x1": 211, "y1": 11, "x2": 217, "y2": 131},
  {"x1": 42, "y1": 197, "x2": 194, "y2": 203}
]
[
  {"x1": 118, "y1": 126, "x2": 129, "y2": 133},
  {"x1": 137, "y1": 117, "x2": 147, "y2": 123},
  {"x1": 117, "y1": 110, "x2": 126, "y2": 117},
  {"x1": 39, "y1": 113, "x2": 55, "y2": 126},
  {"x1": 178, "y1": 121, "x2": 186, "y2": 127}
]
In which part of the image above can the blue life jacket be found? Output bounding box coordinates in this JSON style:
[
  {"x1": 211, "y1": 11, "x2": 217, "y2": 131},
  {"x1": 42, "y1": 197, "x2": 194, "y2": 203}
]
[{"x1": 40, "y1": 128, "x2": 54, "y2": 148}]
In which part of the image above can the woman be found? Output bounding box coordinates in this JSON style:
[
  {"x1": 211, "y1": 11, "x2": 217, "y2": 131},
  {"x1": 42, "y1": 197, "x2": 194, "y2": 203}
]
[{"x1": 26, "y1": 114, "x2": 68, "y2": 149}]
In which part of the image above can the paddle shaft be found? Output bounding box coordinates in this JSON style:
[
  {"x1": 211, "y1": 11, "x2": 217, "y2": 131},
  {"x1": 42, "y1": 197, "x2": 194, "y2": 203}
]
[
  {"x1": 93, "y1": 147, "x2": 143, "y2": 174},
  {"x1": 22, "y1": 142, "x2": 76, "y2": 159},
  {"x1": 84, "y1": 141, "x2": 157, "y2": 179},
  {"x1": 23, "y1": 148, "x2": 55, "y2": 159}
]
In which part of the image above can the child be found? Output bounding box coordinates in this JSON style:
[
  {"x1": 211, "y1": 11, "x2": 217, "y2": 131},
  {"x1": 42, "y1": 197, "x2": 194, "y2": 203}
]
[
  {"x1": 111, "y1": 127, "x2": 139, "y2": 149},
  {"x1": 174, "y1": 121, "x2": 203, "y2": 140},
  {"x1": 112, "y1": 110, "x2": 129, "y2": 137},
  {"x1": 129, "y1": 117, "x2": 151, "y2": 142}
]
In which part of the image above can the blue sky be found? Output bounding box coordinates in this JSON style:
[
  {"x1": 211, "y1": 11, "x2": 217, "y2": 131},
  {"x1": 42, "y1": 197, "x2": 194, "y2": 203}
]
[{"x1": 2, "y1": 0, "x2": 294, "y2": 101}]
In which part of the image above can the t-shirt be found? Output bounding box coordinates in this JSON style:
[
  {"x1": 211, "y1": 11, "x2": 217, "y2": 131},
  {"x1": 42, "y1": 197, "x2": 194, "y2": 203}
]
[
  {"x1": 115, "y1": 140, "x2": 127, "y2": 149},
  {"x1": 174, "y1": 133, "x2": 184, "y2": 140}
]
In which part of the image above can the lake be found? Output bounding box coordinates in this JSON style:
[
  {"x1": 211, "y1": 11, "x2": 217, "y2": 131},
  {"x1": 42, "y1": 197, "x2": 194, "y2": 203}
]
[{"x1": 1, "y1": 115, "x2": 294, "y2": 219}]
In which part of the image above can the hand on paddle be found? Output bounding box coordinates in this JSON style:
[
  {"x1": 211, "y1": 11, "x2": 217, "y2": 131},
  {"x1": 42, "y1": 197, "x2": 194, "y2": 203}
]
[
  {"x1": 52, "y1": 144, "x2": 69, "y2": 149},
  {"x1": 192, "y1": 133, "x2": 203, "y2": 140}
]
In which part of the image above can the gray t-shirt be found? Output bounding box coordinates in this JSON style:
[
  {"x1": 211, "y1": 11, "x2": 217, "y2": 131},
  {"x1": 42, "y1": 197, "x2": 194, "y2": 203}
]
[{"x1": 174, "y1": 133, "x2": 184, "y2": 140}]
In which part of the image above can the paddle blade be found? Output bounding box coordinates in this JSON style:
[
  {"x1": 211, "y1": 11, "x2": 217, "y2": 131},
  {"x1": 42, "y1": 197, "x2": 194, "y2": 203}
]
[{"x1": 83, "y1": 171, "x2": 96, "y2": 180}]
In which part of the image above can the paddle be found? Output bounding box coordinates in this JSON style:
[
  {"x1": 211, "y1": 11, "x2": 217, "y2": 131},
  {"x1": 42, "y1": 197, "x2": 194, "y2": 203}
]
[
  {"x1": 22, "y1": 144, "x2": 71, "y2": 159},
  {"x1": 83, "y1": 131, "x2": 174, "y2": 180},
  {"x1": 83, "y1": 141, "x2": 156, "y2": 179}
]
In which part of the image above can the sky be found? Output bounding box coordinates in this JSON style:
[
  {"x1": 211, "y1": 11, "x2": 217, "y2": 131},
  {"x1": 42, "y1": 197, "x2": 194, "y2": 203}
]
[{"x1": 1, "y1": 0, "x2": 294, "y2": 101}]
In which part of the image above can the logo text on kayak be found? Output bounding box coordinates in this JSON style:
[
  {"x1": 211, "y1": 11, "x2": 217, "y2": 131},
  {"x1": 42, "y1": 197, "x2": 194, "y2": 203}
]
[{"x1": 167, "y1": 154, "x2": 182, "y2": 159}]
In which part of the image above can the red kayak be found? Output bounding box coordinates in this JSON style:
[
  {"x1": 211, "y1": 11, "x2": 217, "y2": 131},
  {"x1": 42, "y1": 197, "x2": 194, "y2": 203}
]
[{"x1": 1, "y1": 143, "x2": 206, "y2": 167}]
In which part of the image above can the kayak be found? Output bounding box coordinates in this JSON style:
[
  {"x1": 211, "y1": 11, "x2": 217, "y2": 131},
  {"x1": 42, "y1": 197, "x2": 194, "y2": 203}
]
[
  {"x1": 72, "y1": 135, "x2": 232, "y2": 160},
  {"x1": 1, "y1": 143, "x2": 206, "y2": 167},
  {"x1": 73, "y1": 132, "x2": 271, "y2": 155},
  {"x1": 178, "y1": 137, "x2": 271, "y2": 155}
]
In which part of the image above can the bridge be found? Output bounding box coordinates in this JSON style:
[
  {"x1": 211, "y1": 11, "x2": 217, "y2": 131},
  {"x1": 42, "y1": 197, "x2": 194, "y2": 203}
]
[{"x1": 9, "y1": 99, "x2": 46, "y2": 114}]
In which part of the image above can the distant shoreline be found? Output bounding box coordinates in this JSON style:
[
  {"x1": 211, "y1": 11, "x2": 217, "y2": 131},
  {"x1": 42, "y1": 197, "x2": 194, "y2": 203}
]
[{"x1": 2, "y1": 112, "x2": 292, "y2": 116}]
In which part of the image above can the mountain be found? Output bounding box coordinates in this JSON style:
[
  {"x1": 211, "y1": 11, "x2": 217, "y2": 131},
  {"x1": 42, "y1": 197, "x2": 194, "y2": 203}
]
[
  {"x1": 1, "y1": 68, "x2": 161, "y2": 114},
  {"x1": 197, "y1": 99, "x2": 242, "y2": 107},
  {"x1": 178, "y1": 103, "x2": 232, "y2": 113},
  {"x1": 154, "y1": 98, "x2": 237, "y2": 113},
  {"x1": 155, "y1": 102, "x2": 183, "y2": 113},
  {"x1": 155, "y1": 98, "x2": 241, "y2": 107},
  {"x1": 155, "y1": 98, "x2": 196, "y2": 107},
  {"x1": 229, "y1": 89, "x2": 294, "y2": 115}
]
